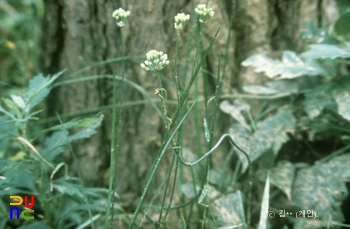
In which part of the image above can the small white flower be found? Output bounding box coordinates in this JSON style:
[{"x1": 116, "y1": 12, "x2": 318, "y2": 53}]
[
  {"x1": 195, "y1": 4, "x2": 214, "y2": 23},
  {"x1": 174, "y1": 13, "x2": 190, "y2": 30},
  {"x1": 141, "y1": 50, "x2": 170, "y2": 71},
  {"x1": 112, "y1": 8, "x2": 130, "y2": 28}
]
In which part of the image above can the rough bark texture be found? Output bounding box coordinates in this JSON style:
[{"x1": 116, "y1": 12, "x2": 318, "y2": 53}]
[{"x1": 40, "y1": 0, "x2": 336, "y2": 211}]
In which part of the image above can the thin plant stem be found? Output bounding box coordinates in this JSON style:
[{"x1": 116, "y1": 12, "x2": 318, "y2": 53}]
[
  {"x1": 128, "y1": 102, "x2": 196, "y2": 228},
  {"x1": 157, "y1": 153, "x2": 176, "y2": 226},
  {"x1": 106, "y1": 28, "x2": 126, "y2": 228},
  {"x1": 162, "y1": 156, "x2": 179, "y2": 224}
]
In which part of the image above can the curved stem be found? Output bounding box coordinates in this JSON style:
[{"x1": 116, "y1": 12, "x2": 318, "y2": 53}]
[{"x1": 176, "y1": 133, "x2": 252, "y2": 226}]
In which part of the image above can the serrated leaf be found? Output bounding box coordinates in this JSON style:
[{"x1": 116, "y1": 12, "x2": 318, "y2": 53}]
[
  {"x1": 48, "y1": 119, "x2": 81, "y2": 131},
  {"x1": 334, "y1": 11, "x2": 350, "y2": 35},
  {"x1": 10, "y1": 95, "x2": 25, "y2": 109},
  {"x1": 1, "y1": 99, "x2": 19, "y2": 119},
  {"x1": 53, "y1": 180, "x2": 86, "y2": 203},
  {"x1": 0, "y1": 116, "x2": 18, "y2": 139},
  {"x1": 68, "y1": 113, "x2": 103, "y2": 142},
  {"x1": 242, "y1": 51, "x2": 321, "y2": 79},
  {"x1": 242, "y1": 85, "x2": 278, "y2": 94},
  {"x1": 1, "y1": 161, "x2": 37, "y2": 193},
  {"x1": 23, "y1": 71, "x2": 64, "y2": 112},
  {"x1": 41, "y1": 130, "x2": 69, "y2": 162},
  {"x1": 301, "y1": 44, "x2": 350, "y2": 60}
]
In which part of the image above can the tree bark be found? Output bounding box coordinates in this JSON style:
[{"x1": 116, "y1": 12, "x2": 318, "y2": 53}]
[{"x1": 40, "y1": 0, "x2": 335, "y2": 212}]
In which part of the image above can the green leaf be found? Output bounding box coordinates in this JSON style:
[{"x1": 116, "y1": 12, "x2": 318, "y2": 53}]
[
  {"x1": 40, "y1": 130, "x2": 69, "y2": 162},
  {"x1": 242, "y1": 85, "x2": 278, "y2": 94},
  {"x1": 68, "y1": 113, "x2": 104, "y2": 142},
  {"x1": 257, "y1": 160, "x2": 295, "y2": 200},
  {"x1": 220, "y1": 100, "x2": 250, "y2": 130},
  {"x1": 17, "y1": 221, "x2": 48, "y2": 229},
  {"x1": 332, "y1": 79, "x2": 350, "y2": 121},
  {"x1": 293, "y1": 219, "x2": 329, "y2": 229},
  {"x1": 0, "y1": 116, "x2": 18, "y2": 139},
  {"x1": 10, "y1": 95, "x2": 25, "y2": 110},
  {"x1": 299, "y1": 20, "x2": 331, "y2": 44},
  {"x1": 0, "y1": 161, "x2": 37, "y2": 194},
  {"x1": 303, "y1": 83, "x2": 334, "y2": 119},
  {"x1": 291, "y1": 154, "x2": 349, "y2": 222},
  {"x1": 23, "y1": 71, "x2": 64, "y2": 112},
  {"x1": 301, "y1": 44, "x2": 350, "y2": 60},
  {"x1": 209, "y1": 188, "x2": 246, "y2": 228},
  {"x1": 230, "y1": 107, "x2": 295, "y2": 172},
  {"x1": 208, "y1": 169, "x2": 231, "y2": 188},
  {"x1": 242, "y1": 51, "x2": 321, "y2": 79},
  {"x1": 1, "y1": 99, "x2": 19, "y2": 119},
  {"x1": 318, "y1": 153, "x2": 350, "y2": 183},
  {"x1": 52, "y1": 180, "x2": 86, "y2": 203},
  {"x1": 334, "y1": 11, "x2": 350, "y2": 35}
]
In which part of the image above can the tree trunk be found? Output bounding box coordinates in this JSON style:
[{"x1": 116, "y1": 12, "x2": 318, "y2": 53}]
[{"x1": 40, "y1": 0, "x2": 336, "y2": 215}]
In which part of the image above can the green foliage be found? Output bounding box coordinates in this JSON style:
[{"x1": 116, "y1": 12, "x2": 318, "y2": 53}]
[
  {"x1": 0, "y1": 73, "x2": 105, "y2": 228},
  {"x1": 0, "y1": 0, "x2": 43, "y2": 95},
  {"x1": 238, "y1": 13, "x2": 350, "y2": 228}
]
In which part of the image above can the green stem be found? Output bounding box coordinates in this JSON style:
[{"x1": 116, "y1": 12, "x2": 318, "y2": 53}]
[
  {"x1": 176, "y1": 133, "x2": 252, "y2": 226},
  {"x1": 106, "y1": 28, "x2": 126, "y2": 228},
  {"x1": 128, "y1": 102, "x2": 196, "y2": 228}
]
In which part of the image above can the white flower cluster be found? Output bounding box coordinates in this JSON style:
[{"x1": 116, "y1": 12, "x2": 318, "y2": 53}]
[
  {"x1": 174, "y1": 13, "x2": 190, "y2": 30},
  {"x1": 140, "y1": 50, "x2": 170, "y2": 71},
  {"x1": 195, "y1": 4, "x2": 214, "y2": 23},
  {"x1": 112, "y1": 8, "x2": 130, "y2": 27}
]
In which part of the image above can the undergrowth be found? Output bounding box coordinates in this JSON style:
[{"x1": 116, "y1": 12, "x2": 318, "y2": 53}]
[{"x1": 0, "y1": 1, "x2": 350, "y2": 229}]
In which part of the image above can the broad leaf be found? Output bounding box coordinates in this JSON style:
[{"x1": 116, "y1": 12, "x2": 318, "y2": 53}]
[
  {"x1": 257, "y1": 160, "x2": 295, "y2": 200},
  {"x1": 229, "y1": 107, "x2": 295, "y2": 172},
  {"x1": 242, "y1": 51, "x2": 321, "y2": 79},
  {"x1": 303, "y1": 83, "x2": 334, "y2": 119},
  {"x1": 301, "y1": 44, "x2": 350, "y2": 60},
  {"x1": 334, "y1": 11, "x2": 350, "y2": 35},
  {"x1": 220, "y1": 100, "x2": 250, "y2": 130},
  {"x1": 332, "y1": 79, "x2": 350, "y2": 121},
  {"x1": 242, "y1": 85, "x2": 278, "y2": 94},
  {"x1": 209, "y1": 188, "x2": 246, "y2": 228},
  {"x1": 291, "y1": 154, "x2": 350, "y2": 222}
]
